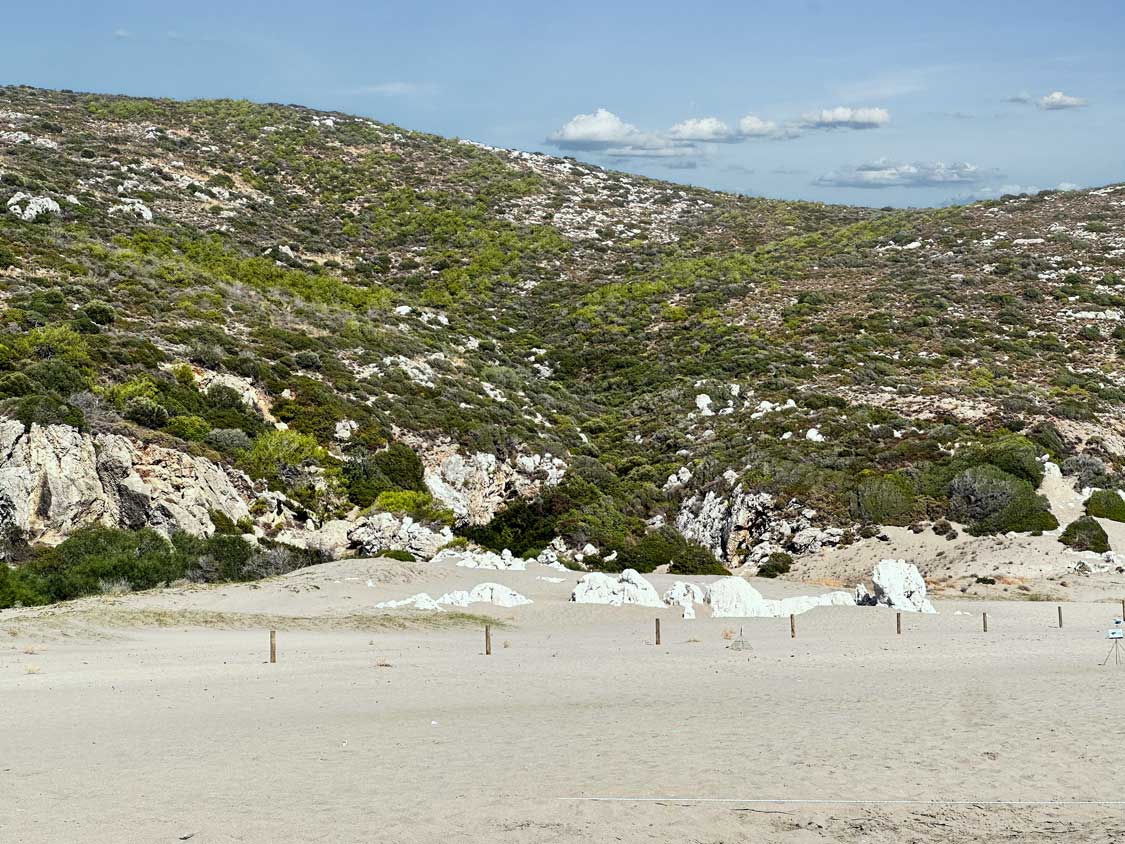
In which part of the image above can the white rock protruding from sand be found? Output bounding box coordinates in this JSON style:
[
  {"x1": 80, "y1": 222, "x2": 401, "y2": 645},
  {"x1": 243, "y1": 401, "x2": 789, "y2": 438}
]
[
  {"x1": 432, "y1": 548, "x2": 529, "y2": 571},
  {"x1": 706, "y1": 577, "x2": 854, "y2": 618},
  {"x1": 437, "y1": 583, "x2": 532, "y2": 608},
  {"x1": 571, "y1": 569, "x2": 664, "y2": 607},
  {"x1": 374, "y1": 593, "x2": 444, "y2": 611},
  {"x1": 856, "y1": 559, "x2": 936, "y2": 613}
]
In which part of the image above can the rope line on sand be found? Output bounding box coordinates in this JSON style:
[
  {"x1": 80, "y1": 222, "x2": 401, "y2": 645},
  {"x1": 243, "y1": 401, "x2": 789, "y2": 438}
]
[{"x1": 560, "y1": 797, "x2": 1125, "y2": 807}]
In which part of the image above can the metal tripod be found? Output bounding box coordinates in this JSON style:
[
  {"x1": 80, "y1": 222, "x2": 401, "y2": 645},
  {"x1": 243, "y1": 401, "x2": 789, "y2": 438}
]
[{"x1": 1102, "y1": 638, "x2": 1123, "y2": 666}]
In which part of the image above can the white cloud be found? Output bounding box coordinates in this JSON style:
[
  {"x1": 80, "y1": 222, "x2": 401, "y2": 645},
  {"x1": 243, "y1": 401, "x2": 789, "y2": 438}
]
[
  {"x1": 549, "y1": 108, "x2": 650, "y2": 149},
  {"x1": 1007, "y1": 92, "x2": 1033, "y2": 104},
  {"x1": 668, "y1": 116, "x2": 735, "y2": 142},
  {"x1": 816, "y1": 159, "x2": 981, "y2": 188},
  {"x1": 800, "y1": 106, "x2": 890, "y2": 129},
  {"x1": 1039, "y1": 90, "x2": 1087, "y2": 110},
  {"x1": 352, "y1": 82, "x2": 438, "y2": 97},
  {"x1": 113, "y1": 28, "x2": 133, "y2": 39},
  {"x1": 736, "y1": 114, "x2": 790, "y2": 138},
  {"x1": 548, "y1": 108, "x2": 696, "y2": 159}
]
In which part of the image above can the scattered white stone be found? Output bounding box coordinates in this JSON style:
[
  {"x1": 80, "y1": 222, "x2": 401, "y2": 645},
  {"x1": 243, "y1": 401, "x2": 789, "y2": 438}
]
[
  {"x1": 334, "y1": 419, "x2": 358, "y2": 441},
  {"x1": 695, "y1": 394, "x2": 714, "y2": 416},
  {"x1": 432, "y1": 548, "x2": 530, "y2": 571},
  {"x1": 805, "y1": 428, "x2": 826, "y2": 443},
  {"x1": 7, "y1": 192, "x2": 61, "y2": 222},
  {"x1": 571, "y1": 569, "x2": 664, "y2": 607},
  {"x1": 108, "y1": 198, "x2": 153, "y2": 221},
  {"x1": 374, "y1": 593, "x2": 444, "y2": 611}
]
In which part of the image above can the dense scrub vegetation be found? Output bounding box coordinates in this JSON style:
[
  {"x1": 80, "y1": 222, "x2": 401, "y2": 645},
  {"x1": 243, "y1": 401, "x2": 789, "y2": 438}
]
[{"x1": 0, "y1": 85, "x2": 1122, "y2": 580}]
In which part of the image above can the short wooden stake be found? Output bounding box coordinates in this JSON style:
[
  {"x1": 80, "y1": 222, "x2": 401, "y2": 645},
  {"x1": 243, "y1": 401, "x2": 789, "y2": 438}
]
[
  {"x1": 1120, "y1": 598, "x2": 1124, "y2": 619},
  {"x1": 269, "y1": 629, "x2": 276, "y2": 664},
  {"x1": 484, "y1": 624, "x2": 492, "y2": 656},
  {"x1": 1058, "y1": 606, "x2": 1063, "y2": 629},
  {"x1": 982, "y1": 612, "x2": 988, "y2": 633},
  {"x1": 790, "y1": 614, "x2": 796, "y2": 639},
  {"x1": 654, "y1": 617, "x2": 661, "y2": 646},
  {"x1": 896, "y1": 612, "x2": 902, "y2": 635}
]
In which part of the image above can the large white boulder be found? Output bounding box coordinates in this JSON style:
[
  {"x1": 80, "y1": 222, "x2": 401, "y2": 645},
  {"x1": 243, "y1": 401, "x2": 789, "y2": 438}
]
[
  {"x1": 571, "y1": 569, "x2": 663, "y2": 607},
  {"x1": 706, "y1": 577, "x2": 855, "y2": 618},
  {"x1": 856, "y1": 559, "x2": 936, "y2": 613},
  {"x1": 437, "y1": 583, "x2": 532, "y2": 608}
]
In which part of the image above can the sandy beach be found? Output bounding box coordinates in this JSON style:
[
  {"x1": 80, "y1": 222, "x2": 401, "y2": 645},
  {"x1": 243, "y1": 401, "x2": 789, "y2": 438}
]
[{"x1": 4, "y1": 557, "x2": 1125, "y2": 843}]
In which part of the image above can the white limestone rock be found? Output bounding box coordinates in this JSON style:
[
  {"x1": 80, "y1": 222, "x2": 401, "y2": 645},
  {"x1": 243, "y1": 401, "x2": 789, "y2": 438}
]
[
  {"x1": 7, "y1": 192, "x2": 61, "y2": 222},
  {"x1": 437, "y1": 583, "x2": 532, "y2": 608},
  {"x1": 570, "y1": 568, "x2": 663, "y2": 607},
  {"x1": 431, "y1": 548, "x2": 530, "y2": 571},
  {"x1": 706, "y1": 577, "x2": 854, "y2": 618},
  {"x1": 856, "y1": 559, "x2": 936, "y2": 613},
  {"x1": 348, "y1": 512, "x2": 453, "y2": 560},
  {"x1": 374, "y1": 593, "x2": 443, "y2": 611}
]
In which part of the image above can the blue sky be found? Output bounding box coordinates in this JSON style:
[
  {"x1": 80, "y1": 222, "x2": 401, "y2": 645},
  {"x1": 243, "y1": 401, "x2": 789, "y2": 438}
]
[{"x1": 3, "y1": 0, "x2": 1122, "y2": 206}]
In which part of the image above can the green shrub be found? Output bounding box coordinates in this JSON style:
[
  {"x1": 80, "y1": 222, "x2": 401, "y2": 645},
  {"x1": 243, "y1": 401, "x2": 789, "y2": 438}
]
[
  {"x1": 853, "y1": 473, "x2": 916, "y2": 525},
  {"x1": 1086, "y1": 489, "x2": 1125, "y2": 522},
  {"x1": 375, "y1": 548, "x2": 415, "y2": 562},
  {"x1": 374, "y1": 489, "x2": 452, "y2": 524},
  {"x1": 0, "y1": 372, "x2": 34, "y2": 398},
  {"x1": 615, "y1": 526, "x2": 726, "y2": 575},
  {"x1": 83, "y1": 301, "x2": 116, "y2": 325},
  {"x1": 125, "y1": 395, "x2": 170, "y2": 428},
  {"x1": 164, "y1": 414, "x2": 210, "y2": 441},
  {"x1": 373, "y1": 442, "x2": 426, "y2": 491},
  {"x1": 241, "y1": 429, "x2": 324, "y2": 482},
  {"x1": 980, "y1": 436, "x2": 1044, "y2": 486},
  {"x1": 1058, "y1": 516, "x2": 1110, "y2": 553},
  {"x1": 758, "y1": 551, "x2": 793, "y2": 578},
  {"x1": 12, "y1": 394, "x2": 85, "y2": 429},
  {"x1": 204, "y1": 427, "x2": 253, "y2": 454},
  {"x1": 948, "y1": 464, "x2": 1058, "y2": 535}
]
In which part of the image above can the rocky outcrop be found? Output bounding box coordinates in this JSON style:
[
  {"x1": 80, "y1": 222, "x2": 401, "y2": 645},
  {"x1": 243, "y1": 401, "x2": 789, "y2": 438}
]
[
  {"x1": 855, "y1": 559, "x2": 936, "y2": 613},
  {"x1": 347, "y1": 513, "x2": 453, "y2": 560},
  {"x1": 398, "y1": 433, "x2": 566, "y2": 526},
  {"x1": 570, "y1": 569, "x2": 664, "y2": 607},
  {"x1": 0, "y1": 420, "x2": 250, "y2": 544},
  {"x1": 664, "y1": 581, "x2": 707, "y2": 619},
  {"x1": 676, "y1": 483, "x2": 844, "y2": 569}
]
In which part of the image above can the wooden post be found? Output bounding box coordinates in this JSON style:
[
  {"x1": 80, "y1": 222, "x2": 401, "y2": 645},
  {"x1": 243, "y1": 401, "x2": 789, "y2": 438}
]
[
  {"x1": 654, "y1": 617, "x2": 661, "y2": 646},
  {"x1": 269, "y1": 629, "x2": 276, "y2": 664},
  {"x1": 790, "y1": 614, "x2": 796, "y2": 639},
  {"x1": 1120, "y1": 598, "x2": 1124, "y2": 619},
  {"x1": 982, "y1": 612, "x2": 988, "y2": 633},
  {"x1": 1058, "y1": 606, "x2": 1063, "y2": 629},
  {"x1": 484, "y1": 624, "x2": 492, "y2": 656},
  {"x1": 896, "y1": 612, "x2": 902, "y2": 635}
]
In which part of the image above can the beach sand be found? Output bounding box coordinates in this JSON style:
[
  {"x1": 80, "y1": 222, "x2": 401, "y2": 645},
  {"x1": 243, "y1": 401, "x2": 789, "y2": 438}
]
[{"x1": 3, "y1": 556, "x2": 1125, "y2": 842}]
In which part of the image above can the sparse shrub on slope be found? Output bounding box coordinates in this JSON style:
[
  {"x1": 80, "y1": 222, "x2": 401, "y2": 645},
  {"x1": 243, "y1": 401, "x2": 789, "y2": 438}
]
[
  {"x1": 616, "y1": 526, "x2": 728, "y2": 575},
  {"x1": 1086, "y1": 489, "x2": 1125, "y2": 522},
  {"x1": 948, "y1": 464, "x2": 1058, "y2": 535},
  {"x1": 980, "y1": 436, "x2": 1044, "y2": 486},
  {"x1": 1059, "y1": 516, "x2": 1110, "y2": 553}
]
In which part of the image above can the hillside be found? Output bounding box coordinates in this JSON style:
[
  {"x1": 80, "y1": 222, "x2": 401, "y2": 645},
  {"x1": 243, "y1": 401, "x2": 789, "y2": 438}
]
[{"x1": 0, "y1": 84, "x2": 1123, "y2": 603}]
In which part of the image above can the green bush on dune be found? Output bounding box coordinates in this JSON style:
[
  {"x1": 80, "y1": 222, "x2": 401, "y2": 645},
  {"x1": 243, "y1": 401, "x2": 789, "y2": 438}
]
[
  {"x1": 1059, "y1": 515, "x2": 1110, "y2": 553},
  {"x1": 1086, "y1": 489, "x2": 1125, "y2": 522}
]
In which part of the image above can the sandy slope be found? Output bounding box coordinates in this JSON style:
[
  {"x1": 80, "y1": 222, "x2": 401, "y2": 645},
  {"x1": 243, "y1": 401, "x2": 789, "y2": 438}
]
[{"x1": 4, "y1": 556, "x2": 1125, "y2": 843}]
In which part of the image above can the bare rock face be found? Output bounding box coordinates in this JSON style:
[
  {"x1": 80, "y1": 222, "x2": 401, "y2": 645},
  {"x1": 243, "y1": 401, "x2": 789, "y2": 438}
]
[
  {"x1": 0, "y1": 420, "x2": 250, "y2": 544},
  {"x1": 347, "y1": 512, "x2": 453, "y2": 560},
  {"x1": 676, "y1": 482, "x2": 843, "y2": 569},
  {"x1": 398, "y1": 434, "x2": 566, "y2": 526}
]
